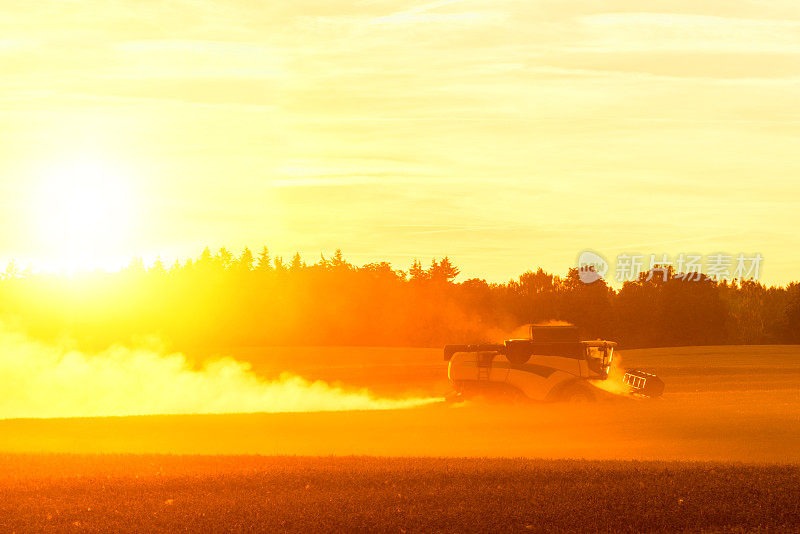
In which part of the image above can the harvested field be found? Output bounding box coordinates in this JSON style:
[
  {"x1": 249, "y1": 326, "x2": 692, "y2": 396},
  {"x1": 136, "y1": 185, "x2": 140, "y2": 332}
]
[{"x1": 1, "y1": 455, "x2": 798, "y2": 533}]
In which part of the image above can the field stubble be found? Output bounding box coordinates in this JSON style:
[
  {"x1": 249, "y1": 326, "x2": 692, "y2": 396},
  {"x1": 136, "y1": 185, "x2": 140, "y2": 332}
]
[{"x1": 1, "y1": 455, "x2": 798, "y2": 533}]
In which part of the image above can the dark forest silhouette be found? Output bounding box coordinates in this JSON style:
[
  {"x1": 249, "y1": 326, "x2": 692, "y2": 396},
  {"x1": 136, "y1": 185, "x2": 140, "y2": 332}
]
[{"x1": 1, "y1": 246, "x2": 798, "y2": 352}]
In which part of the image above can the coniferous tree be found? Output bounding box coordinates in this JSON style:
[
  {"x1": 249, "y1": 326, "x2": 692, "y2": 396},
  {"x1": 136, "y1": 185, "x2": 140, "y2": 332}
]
[
  {"x1": 239, "y1": 247, "x2": 254, "y2": 271},
  {"x1": 216, "y1": 247, "x2": 233, "y2": 269},
  {"x1": 331, "y1": 249, "x2": 349, "y2": 270},
  {"x1": 290, "y1": 252, "x2": 303, "y2": 272},
  {"x1": 151, "y1": 257, "x2": 166, "y2": 276},
  {"x1": 409, "y1": 259, "x2": 426, "y2": 281},
  {"x1": 198, "y1": 247, "x2": 213, "y2": 268},
  {"x1": 430, "y1": 256, "x2": 459, "y2": 282},
  {"x1": 256, "y1": 246, "x2": 272, "y2": 271}
]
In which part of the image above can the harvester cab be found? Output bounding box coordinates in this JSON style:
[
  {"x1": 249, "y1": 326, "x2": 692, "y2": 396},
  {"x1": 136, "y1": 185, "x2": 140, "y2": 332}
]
[
  {"x1": 444, "y1": 325, "x2": 663, "y2": 402},
  {"x1": 583, "y1": 341, "x2": 614, "y2": 379}
]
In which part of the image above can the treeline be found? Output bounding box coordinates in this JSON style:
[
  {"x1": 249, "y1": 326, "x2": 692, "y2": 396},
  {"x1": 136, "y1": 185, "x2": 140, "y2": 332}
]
[{"x1": 0, "y1": 246, "x2": 798, "y2": 351}]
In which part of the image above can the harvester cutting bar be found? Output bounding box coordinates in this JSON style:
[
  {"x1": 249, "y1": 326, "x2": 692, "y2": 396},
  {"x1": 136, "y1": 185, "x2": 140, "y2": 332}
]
[
  {"x1": 624, "y1": 374, "x2": 646, "y2": 389},
  {"x1": 623, "y1": 369, "x2": 665, "y2": 397}
]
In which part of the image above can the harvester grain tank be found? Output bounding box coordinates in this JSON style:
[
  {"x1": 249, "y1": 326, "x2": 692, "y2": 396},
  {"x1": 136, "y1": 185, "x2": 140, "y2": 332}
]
[{"x1": 444, "y1": 325, "x2": 664, "y2": 401}]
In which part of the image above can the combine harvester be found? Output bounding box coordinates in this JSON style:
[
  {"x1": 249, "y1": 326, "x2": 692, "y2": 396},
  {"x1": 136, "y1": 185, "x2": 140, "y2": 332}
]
[{"x1": 444, "y1": 325, "x2": 664, "y2": 402}]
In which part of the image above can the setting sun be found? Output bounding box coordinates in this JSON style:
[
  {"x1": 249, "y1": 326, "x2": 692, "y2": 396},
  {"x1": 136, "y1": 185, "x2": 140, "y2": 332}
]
[{"x1": 33, "y1": 158, "x2": 135, "y2": 272}]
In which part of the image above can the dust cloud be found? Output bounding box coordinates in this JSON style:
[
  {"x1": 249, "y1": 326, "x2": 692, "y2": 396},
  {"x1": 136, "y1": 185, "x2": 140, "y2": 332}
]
[
  {"x1": 0, "y1": 324, "x2": 440, "y2": 419},
  {"x1": 589, "y1": 352, "x2": 632, "y2": 397}
]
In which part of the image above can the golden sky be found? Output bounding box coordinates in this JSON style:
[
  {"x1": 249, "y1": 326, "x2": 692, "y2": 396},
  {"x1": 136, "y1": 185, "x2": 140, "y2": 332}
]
[{"x1": 1, "y1": 0, "x2": 799, "y2": 283}]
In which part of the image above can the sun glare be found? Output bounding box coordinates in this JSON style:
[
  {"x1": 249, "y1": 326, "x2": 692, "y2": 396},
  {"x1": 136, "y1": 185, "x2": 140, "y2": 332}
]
[{"x1": 34, "y1": 158, "x2": 136, "y2": 272}]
